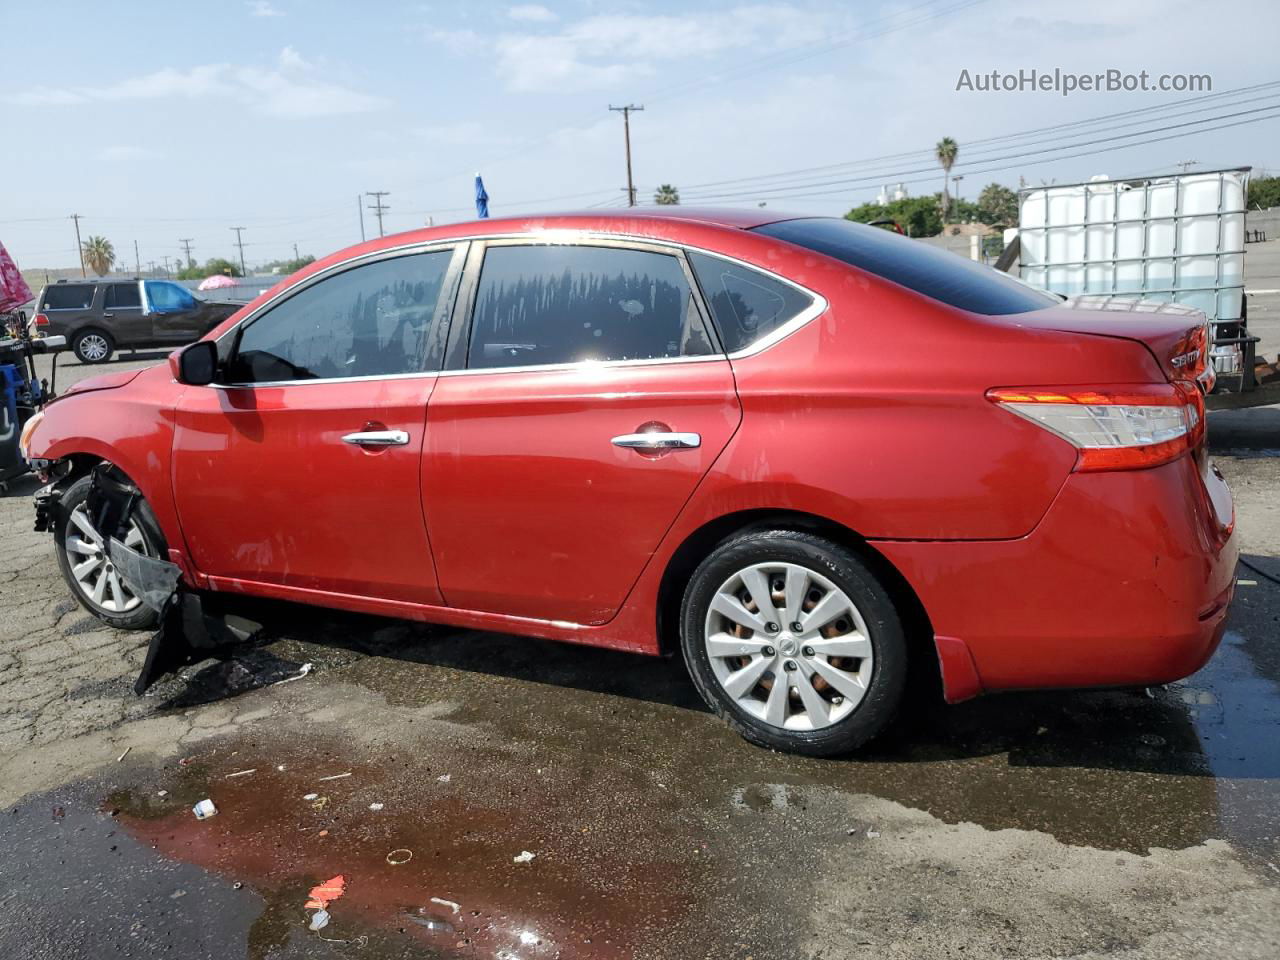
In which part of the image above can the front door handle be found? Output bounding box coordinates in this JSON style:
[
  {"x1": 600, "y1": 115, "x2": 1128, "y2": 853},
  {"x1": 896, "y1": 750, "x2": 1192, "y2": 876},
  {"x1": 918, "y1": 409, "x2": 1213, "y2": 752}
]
[
  {"x1": 611, "y1": 431, "x2": 701, "y2": 450},
  {"x1": 342, "y1": 430, "x2": 410, "y2": 447}
]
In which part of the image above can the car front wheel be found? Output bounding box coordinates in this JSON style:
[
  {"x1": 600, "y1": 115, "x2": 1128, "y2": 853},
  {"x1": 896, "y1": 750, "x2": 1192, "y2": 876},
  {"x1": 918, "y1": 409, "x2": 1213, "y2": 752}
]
[
  {"x1": 53, "y1": 474, "x2": 167, "y2": 630},
  {"x1": 680, "y1": 530, "x2": 907, "y2": 756}
]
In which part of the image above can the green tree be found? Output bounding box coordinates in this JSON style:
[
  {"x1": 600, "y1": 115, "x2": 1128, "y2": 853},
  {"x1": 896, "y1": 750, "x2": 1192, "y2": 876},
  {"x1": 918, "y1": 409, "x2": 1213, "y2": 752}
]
[
  {"x1": 81, "y1": 236, "x2": 115, "y2": 276},
  {"x1": 261, "y1": 255, "x2": 317, "y2": 275},
  {"x1": 653, "y1": 184, "x2": 680, "y2": 205},
  {"x1": 1248, "y1": 175, "x2": 1280, "y2": 210},
  {"x1": 935, "y1": 137, "x2": 959, "y2": 221},
  {"x1": 176, "y1": 256, "x2": 243, "y2": 281},
  {"x1": 976, "y1": 182, "x2": 1019, "y2": 227},
  {"x1": 846, "y1": 194, "x2": 946, "y2": 237}
]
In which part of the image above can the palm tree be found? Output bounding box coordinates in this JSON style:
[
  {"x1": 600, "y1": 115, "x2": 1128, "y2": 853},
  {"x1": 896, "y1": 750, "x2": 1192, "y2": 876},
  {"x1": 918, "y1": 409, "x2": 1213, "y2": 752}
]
[
  {"x1": 935, "y1": 137, "x2": 958, "y2": 222},
  {"x1": 653, "y1": 184, "x2": 680, "y2": 205},
  {"x1": 82, "y1": 236, "x2": 116, "y2": 276}
]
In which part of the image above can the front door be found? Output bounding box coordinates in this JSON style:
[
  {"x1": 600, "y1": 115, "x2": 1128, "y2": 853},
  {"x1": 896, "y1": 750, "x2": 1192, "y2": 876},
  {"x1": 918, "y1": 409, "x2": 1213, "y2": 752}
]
[
  {"x1": 145, "y1": 281, "x2": 209, "y2": 343},
  {"x1": 172, "y1": 246, "x2": 462, "y2": 604},
  {"x1": 423, "y1": 240, "x2": 741, "y2": 624}
]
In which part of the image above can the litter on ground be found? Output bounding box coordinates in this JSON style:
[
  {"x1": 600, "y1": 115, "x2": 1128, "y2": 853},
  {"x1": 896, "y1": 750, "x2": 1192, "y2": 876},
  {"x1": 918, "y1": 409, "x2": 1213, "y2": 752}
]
[{"x1": 513, "y1": 850, "x2": 536, "y2": 864}]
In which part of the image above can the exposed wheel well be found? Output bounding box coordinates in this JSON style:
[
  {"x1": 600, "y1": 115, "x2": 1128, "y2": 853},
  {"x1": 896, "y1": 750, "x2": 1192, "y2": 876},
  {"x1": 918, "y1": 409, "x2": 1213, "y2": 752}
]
[{"x1": 656, "y1": 509, "x2": 941, "y2": 697}]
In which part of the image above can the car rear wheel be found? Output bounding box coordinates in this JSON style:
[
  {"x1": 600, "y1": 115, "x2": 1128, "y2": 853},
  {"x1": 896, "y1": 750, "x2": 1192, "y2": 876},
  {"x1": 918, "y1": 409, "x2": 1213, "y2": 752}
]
[
  {"x1": 72, "y1": 329, "x2": 114, "y2": 364},
  {"x1": 680, "y1": 530, "x2": 907, "y2": 756},
  {"x1": 54, "y1": 474, "x2": 166, "y2": 630}
]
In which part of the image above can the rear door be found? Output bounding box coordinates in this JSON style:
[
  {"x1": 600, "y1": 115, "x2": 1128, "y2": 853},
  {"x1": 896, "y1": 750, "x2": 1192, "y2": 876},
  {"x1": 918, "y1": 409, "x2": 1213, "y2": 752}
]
[
  {"x1": 172, "y1": 244, "x2": 464, "y2": 603},
  {"x1": 422, "y1": 239, "x2": 741, "y2": 624},
  {"x1": 102, "y1": 282, "x2": 150, "y2": 345}
]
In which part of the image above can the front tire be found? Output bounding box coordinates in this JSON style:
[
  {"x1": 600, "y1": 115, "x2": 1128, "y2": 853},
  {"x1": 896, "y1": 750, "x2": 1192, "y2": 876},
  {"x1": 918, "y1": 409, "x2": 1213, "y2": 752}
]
[
  {"x1": 54, "y1": 474, "x2": 167, "y2": 630},
  {"x1": 72, "y1": 328, "x2": 114, "y2": 364},
  {"x1": 680, "y1": 530, "x2": 907, "y2": 756}
]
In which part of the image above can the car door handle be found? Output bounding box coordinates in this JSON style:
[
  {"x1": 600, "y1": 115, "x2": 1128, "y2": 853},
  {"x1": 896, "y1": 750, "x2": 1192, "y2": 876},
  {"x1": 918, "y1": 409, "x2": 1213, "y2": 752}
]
[
  {"x1": 611, "y1": 432, "x2": 701, "y2": 450},
  {"x1": 342, "y1": 430, "x2": 410, "y2": 447}
]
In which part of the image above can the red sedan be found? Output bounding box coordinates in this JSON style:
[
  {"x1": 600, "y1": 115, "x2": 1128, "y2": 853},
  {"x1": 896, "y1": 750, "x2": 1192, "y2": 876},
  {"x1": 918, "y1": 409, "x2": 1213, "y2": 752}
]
[{"x1": 20, "y1": 209, "x2": 1238, "y2": 755}]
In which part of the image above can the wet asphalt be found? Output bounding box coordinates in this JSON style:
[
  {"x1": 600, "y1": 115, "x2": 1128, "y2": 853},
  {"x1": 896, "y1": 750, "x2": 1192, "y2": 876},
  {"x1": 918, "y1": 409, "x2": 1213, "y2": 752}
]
[{"x1": 0, "y1": 388, "x2": 1278, "y2": 958}]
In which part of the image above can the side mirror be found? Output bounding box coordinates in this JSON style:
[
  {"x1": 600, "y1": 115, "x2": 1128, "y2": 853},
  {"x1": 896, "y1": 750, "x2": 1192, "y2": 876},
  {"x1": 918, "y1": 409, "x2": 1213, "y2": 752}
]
[{"x1": 173, "y1": 341, "x2": 218, "y2": 385}]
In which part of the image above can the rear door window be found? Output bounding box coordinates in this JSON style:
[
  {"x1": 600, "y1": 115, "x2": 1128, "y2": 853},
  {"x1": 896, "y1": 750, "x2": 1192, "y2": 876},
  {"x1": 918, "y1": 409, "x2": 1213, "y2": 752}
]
[
  {"x1": 104, "y1": 283, "x2": 142, "y2": 309},
  {"x1": 754, "y1": 217, "x2": 1058, "y2": 316},
  {"x1": 144, "y1": 282, "x2": 197, "y2": 313},
  {"x1": 687, "y1": 252, "x2": 814, "y2": 354},
  {"x1": 42, "y1": 284, "x2": 95, "y2": 310},
  {"x1": 467, "y1": 244, "x2": 716, "y2": 370}
]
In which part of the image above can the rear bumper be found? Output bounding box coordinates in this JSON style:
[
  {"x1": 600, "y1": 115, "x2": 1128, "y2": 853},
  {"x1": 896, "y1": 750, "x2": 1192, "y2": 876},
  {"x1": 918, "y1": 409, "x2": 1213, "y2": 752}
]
[{"x1": 876, "y1": 453, "x2": 1238, "y2": 699}]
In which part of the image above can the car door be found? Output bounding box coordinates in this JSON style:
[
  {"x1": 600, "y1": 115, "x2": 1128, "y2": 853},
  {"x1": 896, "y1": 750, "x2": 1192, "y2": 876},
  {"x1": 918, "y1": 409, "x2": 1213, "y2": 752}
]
[
  {"x1": 102, "y1": 282, "x2": 150, "y2": 346},
  {"x1": 144, "y1": 281, "x2": 208, "y2": 343},
  {"x1": 422, "y1": 239, "x2": 742, "y2": 625},
  {"x1": 171, "y1": 244, "x2": 464, "y2": 604}
]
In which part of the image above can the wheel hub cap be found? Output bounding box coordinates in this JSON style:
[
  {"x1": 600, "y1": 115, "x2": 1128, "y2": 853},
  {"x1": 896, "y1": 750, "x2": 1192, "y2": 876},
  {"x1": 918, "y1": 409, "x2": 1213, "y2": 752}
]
[
  {"x1": 703, "y1": 561, "x2": 874, "y2": 732},
  {"x1": 64, "y1": 504, "x2": 149, "y2": 614}
]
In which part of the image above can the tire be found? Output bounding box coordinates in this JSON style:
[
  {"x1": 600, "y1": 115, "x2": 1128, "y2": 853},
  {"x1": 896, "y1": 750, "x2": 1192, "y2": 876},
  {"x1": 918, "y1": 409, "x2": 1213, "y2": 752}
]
[
  {"x1": 680, "y1": 530, "x2": 907, "y2": 756},
  {"x1": 72, "y1": 328, "x2": 114, "y2": 364},
  {"x1": 54, "y1": 474, "x2": 167, "y2": 630}
]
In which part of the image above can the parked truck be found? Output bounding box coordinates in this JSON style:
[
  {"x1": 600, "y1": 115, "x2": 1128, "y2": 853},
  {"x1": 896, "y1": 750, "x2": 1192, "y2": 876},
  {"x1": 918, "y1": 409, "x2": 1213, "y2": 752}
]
[{"x1": 1018, "y1": 167, "x2": 1257, "y2": 393}]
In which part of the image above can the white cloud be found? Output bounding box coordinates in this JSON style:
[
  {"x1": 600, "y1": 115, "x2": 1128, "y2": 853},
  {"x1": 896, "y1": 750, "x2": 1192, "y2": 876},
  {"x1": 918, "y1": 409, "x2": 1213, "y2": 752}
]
[
  {"x1": 248, "y1": 1, "x2": 284, "y2": 17},
  {"x1": 415, "y1": 120, "x2": 515, "y2": 147},
  {"x1": 3, "y1": 50, "x2": 385, "y2": 117},
  {"x1": 99, "y1": 145, "x2": 158, "y2": 162},
  {"x1": 467, "y1": 5, "x2": 834, "y2": 92},
  {"x1": 507, "y1": 4, "x2": 557, "y2": 22}
]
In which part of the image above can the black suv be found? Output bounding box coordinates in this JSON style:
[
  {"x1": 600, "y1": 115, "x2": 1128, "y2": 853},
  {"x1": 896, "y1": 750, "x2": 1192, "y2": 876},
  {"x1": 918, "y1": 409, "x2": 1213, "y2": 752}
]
[{"x1": 34, "y1": 279, "x2": 241, "y2": 363}]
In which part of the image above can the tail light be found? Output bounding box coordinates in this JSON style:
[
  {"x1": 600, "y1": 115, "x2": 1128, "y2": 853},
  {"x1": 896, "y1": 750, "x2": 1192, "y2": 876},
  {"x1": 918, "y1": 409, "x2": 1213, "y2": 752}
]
[
  {"x1": 987, "y1": 383, "x2": 1205, "y2": 472},
  {"x1": 34, "y1": 313, "x2": 49, "y2": 327}
]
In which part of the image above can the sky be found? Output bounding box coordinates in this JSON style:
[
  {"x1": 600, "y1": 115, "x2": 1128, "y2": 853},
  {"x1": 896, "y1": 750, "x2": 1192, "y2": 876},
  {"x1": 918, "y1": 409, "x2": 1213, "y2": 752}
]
[{"x1": 2, "y1": 0, "x2": 1279, "y2": 272}]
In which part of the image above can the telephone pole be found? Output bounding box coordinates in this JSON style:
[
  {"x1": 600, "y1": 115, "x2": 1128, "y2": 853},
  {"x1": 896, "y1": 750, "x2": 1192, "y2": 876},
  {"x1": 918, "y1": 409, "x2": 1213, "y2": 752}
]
[
  {"x1": 366, "y1": 191, "x2": 390, "y2": 237},
  {"x1": 293, "y1": 242, "x2": 300, "y2": 261},
  {"x1": 133, "y1": 239, "x2": 141, "y2": 276},
  {"x1": 162, "y1": 256, "x2": 171, "y2": 277},
  {"x1": 178, "y1": 238, "x2": 195, "y2": 271},
  {"x1": 608, "y1": 104, "x2": 644, "y2": 206},
  {"x1": 231, "y1": 226, "x2": 247, "y2": 275},
  {"x1": 357, "y1": 194, "x2": 366, "y2": 242},
  {"x1": 71, "y1": 214, "x2": 85, "y2": 277}
]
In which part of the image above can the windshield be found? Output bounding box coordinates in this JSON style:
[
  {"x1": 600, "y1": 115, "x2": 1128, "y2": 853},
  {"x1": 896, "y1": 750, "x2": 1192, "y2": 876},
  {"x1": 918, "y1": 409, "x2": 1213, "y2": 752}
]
[{"x1": 754, "y1": 217, "x2": 1058, "y2": 316}]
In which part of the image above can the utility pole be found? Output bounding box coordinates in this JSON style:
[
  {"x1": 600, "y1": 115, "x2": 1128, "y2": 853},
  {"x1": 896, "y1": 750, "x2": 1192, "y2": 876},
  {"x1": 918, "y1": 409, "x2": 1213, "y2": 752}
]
[
  {"x1": 133, "y1": 240, "x2": 141, "y2": 276},
  {"x1": 608, "y1": 104, "x2": 644, "y2": 206},
  {"x1": 357, "y1": 194, "x2": 366, "y2": 242},
  {"x1": 71, "y1": 214, "x2": 85, "y2": 277},
  {"x1": 230, "y1": 226, "x2": 247, "y2": 275},
  {"x1": 366, "y1": 191, "x2": 390, "y2": 237},
  {"x1": 162, "y1": 255, "x2": 171, "y2": 277},
  {"x1": 178, "y1": 238, "x2": 194, "y2": 271},
  {"x1": 1175, "y1": 159, "x2": 1199, "y2": 173},
  {"x1": 293, "y1": 242, "x2": 300, "y2": 261}
]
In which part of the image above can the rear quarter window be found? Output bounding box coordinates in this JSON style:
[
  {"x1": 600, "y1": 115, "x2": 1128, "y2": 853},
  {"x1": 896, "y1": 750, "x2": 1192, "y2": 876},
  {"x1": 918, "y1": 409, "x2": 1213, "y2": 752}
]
[
  {"x1": 754, "y1": 218, "x2": 1057, "y2": 316},
  {"x1": 687, "y1": 252, "x2": 814, "y2": 354},
  {"x1": 42, "y1": 284, "x2": 96, "y2": 310}
]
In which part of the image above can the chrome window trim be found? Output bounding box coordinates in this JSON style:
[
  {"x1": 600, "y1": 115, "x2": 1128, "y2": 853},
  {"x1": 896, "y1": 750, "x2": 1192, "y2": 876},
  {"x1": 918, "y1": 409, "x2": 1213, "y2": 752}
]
[{"x1": 210, "y1": 230, "x2": 826, "y2": 386}]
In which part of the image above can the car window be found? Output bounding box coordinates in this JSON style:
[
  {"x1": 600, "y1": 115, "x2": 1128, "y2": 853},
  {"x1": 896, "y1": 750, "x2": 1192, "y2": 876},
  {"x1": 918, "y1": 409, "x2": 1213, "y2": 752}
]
[
  {"x1": 42, "y1": 284, "x2": 95, "y2": 310},
  {"x1": 144, "y1": 281, "x2": 197, "y2": 313},
  {"x1": 468, "y1": 244, "x2": 716, "y2": 370},
  {"x1": 754, "y1": 217, "x2": 1058, "y2": 316},
  {"x1": 687, "y1": 252, "x2": 814, "y2": 353},
  {"x1": 229, "y1": 250, "x2": 452, "y2": 383},
  {"x1": 104, "y1": 283, "x2": 141, "y2": 309}
]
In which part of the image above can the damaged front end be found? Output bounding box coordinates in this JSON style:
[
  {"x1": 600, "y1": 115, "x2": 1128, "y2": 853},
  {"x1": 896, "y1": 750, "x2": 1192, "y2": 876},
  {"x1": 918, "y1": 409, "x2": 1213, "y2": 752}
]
[{"x1": 36, "y1": 461, "x2": 258, "y2": 694}]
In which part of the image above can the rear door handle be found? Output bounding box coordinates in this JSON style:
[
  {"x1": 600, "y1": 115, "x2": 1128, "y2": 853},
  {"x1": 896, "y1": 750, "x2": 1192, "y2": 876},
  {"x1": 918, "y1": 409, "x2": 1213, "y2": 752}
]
[
  {"x1": 342, "y1": 430, "x2": 410, "y2": 447},
  {"x1": 611, "y1": 432, "x2": 701, "y2": 450}
]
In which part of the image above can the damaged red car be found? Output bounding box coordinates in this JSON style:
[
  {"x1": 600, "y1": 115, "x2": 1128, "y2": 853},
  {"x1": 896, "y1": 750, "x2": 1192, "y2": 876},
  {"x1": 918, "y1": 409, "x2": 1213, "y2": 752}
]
[{"x1": 20, "y1": 210, "x2": 1238, "y2": 756}]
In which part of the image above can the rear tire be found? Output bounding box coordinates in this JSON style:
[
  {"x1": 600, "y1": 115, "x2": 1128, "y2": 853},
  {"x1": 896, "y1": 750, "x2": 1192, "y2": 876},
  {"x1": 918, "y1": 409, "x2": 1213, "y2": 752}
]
[
  {"x1": 72, "y1": 329, "x2": 114, "y2": 364},
  {"x1": 680, "y1": 530, "x2": 907, "y2": 756},
  {"x1": 54, "y1": 474, "x2": 167, "y2": 630}
]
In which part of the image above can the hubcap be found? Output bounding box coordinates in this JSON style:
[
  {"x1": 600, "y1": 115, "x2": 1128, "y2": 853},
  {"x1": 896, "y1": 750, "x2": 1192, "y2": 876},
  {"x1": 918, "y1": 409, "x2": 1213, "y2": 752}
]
[
  {"x1": 703, "y1": 561, "x2": 873, "y2": 731},
  {"x1": 64, "y1": 504, "x2": 149, "y2": 613},
  {"x1": 79, "y1": 335, "x2": 108, "y2": 361}
]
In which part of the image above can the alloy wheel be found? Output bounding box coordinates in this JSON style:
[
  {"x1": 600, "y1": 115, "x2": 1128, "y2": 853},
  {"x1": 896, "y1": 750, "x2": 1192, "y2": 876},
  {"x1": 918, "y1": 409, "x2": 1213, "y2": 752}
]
[
  {"x1": 703, "y1": 561, "x2": 874, "y2": 731},
  {"x1": 78, "y1": 334, "x2": 110, "y2": 362},
  {"x1": 63, "y1": 504, "x2": 150, "y2": 613}
]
